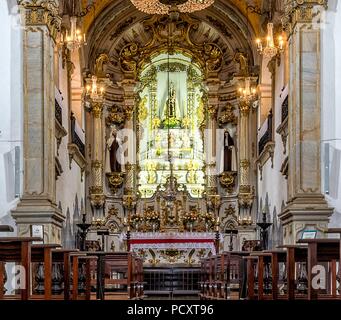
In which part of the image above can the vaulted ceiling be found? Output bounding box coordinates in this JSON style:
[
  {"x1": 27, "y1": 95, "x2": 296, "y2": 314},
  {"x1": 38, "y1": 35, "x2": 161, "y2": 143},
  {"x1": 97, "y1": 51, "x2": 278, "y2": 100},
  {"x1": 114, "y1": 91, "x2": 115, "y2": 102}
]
[{"x1": 78, "y1": 0, "x2": 283, "y2": 83}]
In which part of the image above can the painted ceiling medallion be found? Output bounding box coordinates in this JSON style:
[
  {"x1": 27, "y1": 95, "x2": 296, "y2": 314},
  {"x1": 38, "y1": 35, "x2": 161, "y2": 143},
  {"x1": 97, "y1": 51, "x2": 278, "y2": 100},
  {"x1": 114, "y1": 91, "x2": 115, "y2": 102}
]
[{"x1": 130, "y1": 0, "x2": 214, "y2": 15}]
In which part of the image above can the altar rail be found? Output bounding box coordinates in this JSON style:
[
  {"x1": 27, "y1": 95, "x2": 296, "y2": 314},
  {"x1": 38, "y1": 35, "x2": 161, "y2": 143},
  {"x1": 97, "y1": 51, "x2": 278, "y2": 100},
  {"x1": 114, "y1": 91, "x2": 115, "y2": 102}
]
[{"x1": 144, "y1": 267, "x2": 200, "y2": 298}]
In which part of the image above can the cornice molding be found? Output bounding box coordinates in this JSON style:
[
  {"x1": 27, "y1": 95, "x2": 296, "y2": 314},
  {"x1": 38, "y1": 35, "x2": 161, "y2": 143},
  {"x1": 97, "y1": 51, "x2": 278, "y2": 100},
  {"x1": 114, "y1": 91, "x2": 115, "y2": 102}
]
[
  {"x1": 18, "y1": 0, "x2": 61, "y2": 41},
  {"x1": 282, "y1": 0, "x2": 328, "y2": 35}
]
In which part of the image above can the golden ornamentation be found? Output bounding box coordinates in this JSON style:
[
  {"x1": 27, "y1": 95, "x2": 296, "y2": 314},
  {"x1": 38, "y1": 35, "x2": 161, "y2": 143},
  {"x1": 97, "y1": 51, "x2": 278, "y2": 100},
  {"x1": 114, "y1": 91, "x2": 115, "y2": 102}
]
[
  {"x1": 89, "y1": 186, "x2": 103, "y2": 195},
  {"x1": 239, "y1": 100, "x2": 251, "y2": 116},
  {"x1": 95, "y1": 53, "x2": 109, "y2": 78},
  {"x1": 124, "y1": 105, "x2": 135, "y2": 121},
  {"x1": 106, "y1": 105, "x2": 125, "y2": 126},
  {"x1": 218, "y1": 103, "x2": 237, "y2": 127},
  {"x1": 239, "y1": 185, "x2": 251, "y2": 194},
  {"x1": 233, "y1": 51, "x2": 249, "y2": 77},
  {"x1": 207, "y1": 105, "x2": 218, "y2": 119},
  {"x1": 240, "y1": 159, "x2": 250, "y2": 169},
  {"x1": 92, "y1": 103, "x2": 103, "y2": 118},
  {"x1": 106, "y1": 172, "x2": 125, "y2": 194},
  {"x1": 19, "y1": 0, "x2": 61, "y2": 41},
  {"x1": 119, "y1": 14, "x2": 223, "y2": 79},
  {"x1": 238, "y1": 192, "x2": 254, "y2": 209},
  {"x1": 219, "y1": 171, "x2": 237, "y2": 193},
  {"x1": 283, "y1": 0, "x2": 328, "y2": 35},
  {"x1": 119, "y1": 43, "x2": 139, "y2": 77},
  {"x1": 89, "y1": 193, "x2": 106, "y2": 209},
  {"x1": 138, "y1": 96, "x2": 148, "y2": 122},
  {"x1": 123, "y1": 192, "x2": 138, "y2": 210}
]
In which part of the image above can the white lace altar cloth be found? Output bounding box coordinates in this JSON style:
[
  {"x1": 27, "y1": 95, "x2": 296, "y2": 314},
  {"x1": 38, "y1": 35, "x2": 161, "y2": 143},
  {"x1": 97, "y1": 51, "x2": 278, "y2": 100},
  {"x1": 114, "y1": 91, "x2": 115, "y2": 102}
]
[{"x1": 130, "y1": 232, "x2": 216, "y2": 266}]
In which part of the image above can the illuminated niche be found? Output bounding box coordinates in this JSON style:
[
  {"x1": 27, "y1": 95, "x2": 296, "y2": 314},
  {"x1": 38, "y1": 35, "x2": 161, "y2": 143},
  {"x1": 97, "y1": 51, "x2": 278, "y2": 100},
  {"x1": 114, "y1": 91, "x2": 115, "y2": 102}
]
[{"x1": 137, "y1": 52, "x2": 206, "y2": 199}]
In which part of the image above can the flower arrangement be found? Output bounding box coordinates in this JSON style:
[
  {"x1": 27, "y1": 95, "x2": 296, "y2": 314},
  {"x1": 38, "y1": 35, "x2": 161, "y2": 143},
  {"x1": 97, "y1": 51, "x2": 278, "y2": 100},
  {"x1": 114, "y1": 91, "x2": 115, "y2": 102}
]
[
  {"x1": 183, "y1": 210, "x2": 199, "y2": 224},
  {"x1": 162, "y1": 117, "x2": 181, "y2": 129},
  {"x1": 144, "y1": 210, "x2": 160, "y2": 223},
  {"x1": 201, "y1": 212, "x2": 216, "y2": 225},
  {"x1": 130, "y1": 213, "x2": 144, "y2": 224}
]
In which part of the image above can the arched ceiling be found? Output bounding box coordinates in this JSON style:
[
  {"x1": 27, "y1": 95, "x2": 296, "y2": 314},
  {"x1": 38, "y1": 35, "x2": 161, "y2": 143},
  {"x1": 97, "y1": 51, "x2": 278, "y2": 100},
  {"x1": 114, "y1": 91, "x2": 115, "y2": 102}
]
[
  {"x1": 79, "y1": 0, "x2": 277, "y2": 84},
  {"x1": 81, "y1": 0, "x2": 264, "y2": 35}
]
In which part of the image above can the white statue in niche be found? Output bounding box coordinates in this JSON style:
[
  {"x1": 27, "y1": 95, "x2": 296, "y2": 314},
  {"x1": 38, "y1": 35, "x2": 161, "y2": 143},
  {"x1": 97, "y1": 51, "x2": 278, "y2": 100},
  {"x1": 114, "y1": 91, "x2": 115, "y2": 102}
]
[{"x1": 105, "y1": 127, "x2": 126, "y2": 173}]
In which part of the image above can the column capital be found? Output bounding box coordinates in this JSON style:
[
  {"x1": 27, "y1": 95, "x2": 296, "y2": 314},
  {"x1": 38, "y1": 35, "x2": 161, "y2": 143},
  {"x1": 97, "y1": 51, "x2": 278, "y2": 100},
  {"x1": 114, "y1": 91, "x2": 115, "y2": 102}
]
[
  {"x1": 283, "y1": 0, "x2": 328, "y2": 35},
  {"x1": 91, "y1": 102, "x2": 104, "y2": 118},
  {"x1": 18, "y1": 0, "x2": 61, "y2": 41},
  {"x1": 238, "y1": 101, "x2": 251, "y2": 116}
]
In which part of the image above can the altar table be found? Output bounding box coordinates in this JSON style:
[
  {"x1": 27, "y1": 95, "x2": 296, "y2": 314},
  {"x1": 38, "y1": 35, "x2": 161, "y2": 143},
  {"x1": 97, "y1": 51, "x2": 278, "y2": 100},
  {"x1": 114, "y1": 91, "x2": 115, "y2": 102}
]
[{"x1": 130, "y1": 232, "x2": 216, "y2": 266}]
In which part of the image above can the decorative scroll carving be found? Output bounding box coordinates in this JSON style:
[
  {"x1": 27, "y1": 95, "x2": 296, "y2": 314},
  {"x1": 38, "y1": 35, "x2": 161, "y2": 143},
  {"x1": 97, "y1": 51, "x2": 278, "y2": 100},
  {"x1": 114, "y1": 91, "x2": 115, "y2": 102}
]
[
  {"x1": 106, "y1": 172, "x2": 125, "y2": 194},
  {"x1": 119, "y1": 14, "x2": 223, "y2": 78},
  {"x1": 95, "y1": 53, "x2": 109, "y2": 78},
  {"x1": 106, "y1": 104, "x2": 125, "y2": 127},
  {"x1": 218, "y1": 103, "x2": 237, "y2": 127},
  {"x1": 219, "y1": 171, "x2": 237, "y2": 193}
]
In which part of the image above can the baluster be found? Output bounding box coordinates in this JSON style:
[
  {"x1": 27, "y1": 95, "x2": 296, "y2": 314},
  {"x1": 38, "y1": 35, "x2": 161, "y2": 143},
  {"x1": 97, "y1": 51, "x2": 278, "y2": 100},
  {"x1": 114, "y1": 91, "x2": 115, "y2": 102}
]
[
  {"x1": 263, "y1": 262, "x2": 272, "y2": 294},
  {"x1": 336, "y1": 265, "x2": 340, "y2": 295},
  {"x1": 279, "y1": 262, "x2": 287, "y2": 294},
  {"x1": 254, "y1": 261, "x2": 258, "y2": 293},
  {"x1": 34, "y1": 263, "x2": 45, "y2": 295},
  {"x1": 78, "y1": 262, "x2": 86, "y2": 293},
  {"x1": 52, "y1": 263, "x2": 63, "y2": 295},
  {"x1": 2, "y1": 264, "x2": 7, "y2": 295},
  {"x1": 297, "y1": 262, "x2": 308, "y2": 294}
]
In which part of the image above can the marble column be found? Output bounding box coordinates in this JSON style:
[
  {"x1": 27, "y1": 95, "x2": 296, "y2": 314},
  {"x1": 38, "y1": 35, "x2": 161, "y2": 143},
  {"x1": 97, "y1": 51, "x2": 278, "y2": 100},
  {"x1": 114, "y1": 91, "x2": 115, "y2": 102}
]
[
  {"x1": 11, "y1": 0, "x2": 64, "y2": 244},
  {"x1": 279, "y1": 0, "x2": 333, "y2": 244},
  {"x1": 238, "y1": 100, "x2": 254, "y2": 221},
  {"x1": 205, "y1": 78, "x2": 220, "y2": 196},
  {"x1": 89, "y1": 102, "x2": 105, "y2": 211},
  {"x1": 119, "y1": 80, "x2": 138, "y2": 208}
]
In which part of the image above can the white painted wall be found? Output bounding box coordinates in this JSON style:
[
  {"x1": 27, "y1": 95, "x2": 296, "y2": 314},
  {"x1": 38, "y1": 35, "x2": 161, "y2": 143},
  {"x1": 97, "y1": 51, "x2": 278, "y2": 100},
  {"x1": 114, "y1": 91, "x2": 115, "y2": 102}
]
[
  {"x1": 0, "y1": 1, "x2": 22, "y2": 235},
  {"x1": 257, "y1": 54, "x2": 288, "y2": 247},
  {"x1": 55, "y1": 50, "x2": 85, "y2": 248},
  {"x1": 321, "y1": 0, "x2": 341, "y2": 227}
]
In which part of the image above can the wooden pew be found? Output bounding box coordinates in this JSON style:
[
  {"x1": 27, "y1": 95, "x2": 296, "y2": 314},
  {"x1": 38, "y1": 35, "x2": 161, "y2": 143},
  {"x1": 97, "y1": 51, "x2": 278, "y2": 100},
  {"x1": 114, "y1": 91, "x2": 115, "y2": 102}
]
[
  {"x1": 84, "y1": 251, "x2": 144, "y2": 300},
  {"x1": 246, "y1": 246, "x2": 309, "y2": 300},
  {"x1": 30, "y1": 245, "x2": 80, "y2": 300},
  {"x1": 0, "y1": 237, "x2": 41, "y2": 300},
  {"x1": 298, "y1": 238, "x2": 340, "y2": 300},
  {"x1": 71, "y1": 253, "x2": 97, "y2": 300},
  {"x1": 200, "y1": 252, "x2": 249, "y2": 300}
]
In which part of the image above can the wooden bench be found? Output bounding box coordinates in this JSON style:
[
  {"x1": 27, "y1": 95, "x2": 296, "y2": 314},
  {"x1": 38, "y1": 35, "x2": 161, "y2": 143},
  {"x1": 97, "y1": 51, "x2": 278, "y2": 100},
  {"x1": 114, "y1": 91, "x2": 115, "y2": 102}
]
[
  {"x1": 0, "y1": 237, "x2": 41, "y2": 300},
  {"x1": 84, "y1": 251, "x2": 144, "y2": 300},
  {"x1": 200, "y1": 252, "x2": 248, "y2": 300},
  {"x1": 298, "y1": 238, "x2": 340, "y2": 300}
]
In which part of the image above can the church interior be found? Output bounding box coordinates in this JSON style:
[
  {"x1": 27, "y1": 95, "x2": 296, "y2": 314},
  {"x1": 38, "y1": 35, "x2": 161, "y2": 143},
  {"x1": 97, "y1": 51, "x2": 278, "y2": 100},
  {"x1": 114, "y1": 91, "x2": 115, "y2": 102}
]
[{"x1": 0, "y1": 0, "x2": 341, "y2": 301}]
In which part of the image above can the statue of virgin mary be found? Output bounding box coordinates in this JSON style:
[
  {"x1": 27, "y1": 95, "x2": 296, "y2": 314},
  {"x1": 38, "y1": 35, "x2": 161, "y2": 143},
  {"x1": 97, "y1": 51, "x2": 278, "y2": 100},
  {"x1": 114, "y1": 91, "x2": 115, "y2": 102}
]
[{"x1": 162, "y1": 81, "x2": 181, "y2": 120}]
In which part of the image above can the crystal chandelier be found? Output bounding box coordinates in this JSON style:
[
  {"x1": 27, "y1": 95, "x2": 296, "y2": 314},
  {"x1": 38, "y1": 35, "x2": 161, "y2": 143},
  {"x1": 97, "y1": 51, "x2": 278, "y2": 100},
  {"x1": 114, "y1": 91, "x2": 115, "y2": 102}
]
[
  {"x1": 64, "y1": 16, "x2": 86, "y2": 51},
  {"x1": 85, "y1": 75, "x2": 106, "y2": 102},
  {"x1": 256, "y1": 22, "x2": 284, "y2": 59},
  {"x1": 130, "y1": 0, "x2": 214, "y2": 15},
  {"x1": 238, "y1": 77, "x2": 257, "y2": 104}
]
